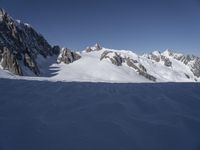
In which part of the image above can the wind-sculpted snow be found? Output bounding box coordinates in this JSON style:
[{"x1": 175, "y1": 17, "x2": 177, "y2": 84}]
[{"x1": 0, "y1": 79, "x2": 200, "y2": 150}]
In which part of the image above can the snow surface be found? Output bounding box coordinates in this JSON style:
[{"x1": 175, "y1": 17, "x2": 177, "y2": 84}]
[{"x1": 0, "y1": 79, "x2": 200, "y2": 150}]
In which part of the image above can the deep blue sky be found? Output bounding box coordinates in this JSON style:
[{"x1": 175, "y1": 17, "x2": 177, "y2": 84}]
[{"x1": 1, "y1": 0, "x2": 200, "y2": 55}]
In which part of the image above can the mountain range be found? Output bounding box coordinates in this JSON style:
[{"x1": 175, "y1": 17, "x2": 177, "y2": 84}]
[{"x1": 0, "y1": 8, "x2": 200, "y2": 82}]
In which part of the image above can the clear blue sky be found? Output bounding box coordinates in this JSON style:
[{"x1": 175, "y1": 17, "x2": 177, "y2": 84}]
[{"x1": 1, "y1": 0, "x2": 200, "y2": 55}]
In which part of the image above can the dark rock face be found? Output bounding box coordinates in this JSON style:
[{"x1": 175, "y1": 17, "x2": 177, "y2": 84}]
[
  {"x1": 100, "y1": 50, "x2": 112, "y2": 60},
  {"x1": 23, "y1": 48, "x2": 40, "y2": 75},
  {"x1": 57, "y1": 48, "x2": 81, "y2": 64},
  {"x1": 110, "y1": 52, "x2": 124, "y2": 66},
  {"x1": 85, "y1": 47, "x2": 93, "y2": 53},
  {"x1": 100, "y1": 51, "x2": 157, "y2": 81},
  {"x1": 0, "y1": 8, "x2": 57, "y2": 76},
  {"x1": 147, "y1": 53, "x2": 172, "y2": 67},
  {"x1": 100, "y1": 51, "x2": 124, "y2": 66},
  {"x1": 161, "y1": 56, "x2": 172, "y2": 67},
  {"x1": 150, "y1": 54, "x2": 161, "y2": 62},
  {"x1": 191, "y1": 57, "x2": 200, "y2": 78},
  {"x1": 0, "y1": 47, "x2": 22, "y2": 75},
  {"x1": 94, "y1": 43, "x2": 102, "y2": 51},
  {"x1": 126, "y1": 57, "x2": 156, "y2": 81}
]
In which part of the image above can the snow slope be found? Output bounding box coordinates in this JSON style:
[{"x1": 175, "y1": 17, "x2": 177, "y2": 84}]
[
  {"x1": 47, "y1": 48, "x2": 200, "y2": 82},
  {"x1": 0, "y1": 79, "x2": 200, "y2": 150},
  {"x1": 51, "y1": 50, "x2": 150, "y2": 83}
]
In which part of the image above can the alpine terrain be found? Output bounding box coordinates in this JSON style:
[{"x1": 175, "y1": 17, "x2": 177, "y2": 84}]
[
  {"x1": 0, "y1": 8, "x2": 200, "y2": 83},
  {"x1": 1, "y1": 8, "x2": 200, "y2": 150}
]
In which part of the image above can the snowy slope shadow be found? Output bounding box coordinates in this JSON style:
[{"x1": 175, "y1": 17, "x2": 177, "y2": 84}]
[
  {"x1": 36, "y1": 56, "x2": 60, "y2": 77},
  {"x1": 0, "y1": 79, "x2": 200, "y2": 150}
]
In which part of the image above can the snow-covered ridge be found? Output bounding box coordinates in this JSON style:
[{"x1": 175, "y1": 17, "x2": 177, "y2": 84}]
[
  {"x1": 0, "y1": 8, "x2": 200, "y2": 83},
  {"x1": 1, "y1": 44, "x2": 200, "y2": 83}
]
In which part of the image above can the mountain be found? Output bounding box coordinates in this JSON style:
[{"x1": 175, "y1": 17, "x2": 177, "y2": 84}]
[
  {"x1": 0, "y1": 8, "x2": 60, "y2": 76},
  {"x1": 0, "y1": 8, "x2": 200, "y2": 82},
  {"x1": 47, "y1": 46, "x2": 199, "y2": 82}
]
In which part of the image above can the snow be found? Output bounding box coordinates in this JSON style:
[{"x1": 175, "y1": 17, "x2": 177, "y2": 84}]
[
  {"x1": 0, "y1": 68, "x2": 15, "y2": 78},
  {"x1": 152, "y1": 50, "x2": 161, "y2": 56},
  {"x1": 51, "y1": 50, "x2": 150, "y2": 83},
  {"x1": 0, "y1": 79, "x2": 200, "y2": 150},
  {"x1": 0, "y1": 48, "x2": 199, "y2": 83}
]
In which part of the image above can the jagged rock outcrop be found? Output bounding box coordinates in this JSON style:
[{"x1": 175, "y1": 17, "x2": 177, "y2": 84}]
[
  {"x1": 100, "y1": 50, "x2": 157, "y2": 81},
  {"x1": 0, "y1": 8, "x2": 58, "y2": 76},
  {"x1": 94, "y1": 43, "x2": 102, "y2": 51},
  {"x1": 126, "y1": 57, "x2": 156, "y2": 81},
  {"x1": 146, "y1": 51, "x2": 172, "y2": 67},
  {"x1": 85, "y1": 43, "x2": 102, "y2": 52},
  {"x1": 85, "y1": 47, "x2": 93, "y2": 53},
  {"x1": 110, "y1": 52, "x2": 125, "y2": 66},
  {"x1": 144, "y1": 50, "x2": 200, "y2": 78},
  {"x1": 163, "y1": 51, "x2": 200, "y2": 78},
  {"x1": 161, "y1": 56, "x2": 172, "y2": 67},
  {"x1": 190, "y1": 57, "x2": 200, "y2": 77},
  {"x1": 0, "y1": 47, "x2": 22, "y2": 75},
  {"x1": 57, "y1": 48, "x2": 81, "y2": 64}
]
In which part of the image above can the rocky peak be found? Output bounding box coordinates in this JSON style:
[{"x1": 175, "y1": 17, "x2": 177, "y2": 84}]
[
  {"x1": 0, "y1": 8, "x2": 58, "y2": 76},
  {"x1": 162, "y1": 49, "x2": 174, "y2": 57},
  {"x1": 152, "y1": 50, "x2": 161, "y2": 56},
  {"x1": 0, "y1": 8, "x2": 5, "y2": 21},
  {"x1": 94, "y1": 43, "x2": 102, "y2": 51},
  {"x1": 57, "y1": 48, "x2": 81, "y2": 64},
  {"x1": 86, "y1": 43, "x2": 102, "y2": 52}
]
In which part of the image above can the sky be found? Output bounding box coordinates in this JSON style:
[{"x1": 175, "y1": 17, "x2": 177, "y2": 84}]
[{"x1": 1, "y1": 0, "x2": 200, "y2": 55}]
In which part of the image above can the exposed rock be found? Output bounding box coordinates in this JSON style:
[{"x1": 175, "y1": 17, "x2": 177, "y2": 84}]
[
  {"x1": 126, "y1": 57, "x2": 156, "y2": 81},
  {"x1": 185, "y1": 74, "x2": 190, "y2": 79},
  {"x1": 146, "y1": 50, "x2": 200, "y2": 78},
  {"x1": 57, "y1": 48, "x2": 81, "y2": 64},
  {"x1": 149, "y1": 54, "x2": 161, "y2": 62},
  {"x1": 139, "y1": 71, "x2": 157, "y2": 82},
  {"x1": 0, "y1": 47, "x2": 22, "y2": 75},
  {"x1": 85, "y1": 47, "x2": 93, "y2": 53},
  {"x1": 100, "y1": 51, "x2": 124, "y2": 66},
  {"x1": 111, "y1": 52, "x2": 124, "y2": 66},
  {"x1": 176, "y1": 55, "x2": 192, "y2": 65},
  {"x1": 126, "y1": 58, "x2": 139, "y2": 70},
  {"x1": 23, "y1": 48, "x2": 40, "y2": 75},
  {"x1": 173, "y1": 54, "x2": 200, "y2": 78},
  {"x1": 100, "y1": 50, "x2": 112, "y2": 60},
  {"x1": 139, "y1": 64, "x2": 147, "y2": 72},
  {"x1": 0, "y1": 8, "x2": 56, "y2": 76},
  {"x1": 161, "y1": 56, "x2": 172, "y2": 67},
  {"x1": 191, "y1": 57, "x2": 200, "y2": 78},
  {"x1": 85, "y1": 43, "x2": 102, "y2": 53},
  {"x1": 145, "y1": 52, "x2": 172, "y2": 67},
  {"x1": 101, "y1": 51, "x2": 156, "y2": 81},
  {"x1": 94, "y1": 43, "x2": 102, "y2": 51}
]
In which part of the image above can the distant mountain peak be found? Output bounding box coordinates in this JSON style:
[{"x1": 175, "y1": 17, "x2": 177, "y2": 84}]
[
  {"x1": 162, "y1": 49, "x2": 174, "y2": 56},
  {"x1": 85, "y1": 43, "x2": 102, "y2": 52},
  {"x1": 94, "y1": 43, "x2": 102, "y2": 50}
]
